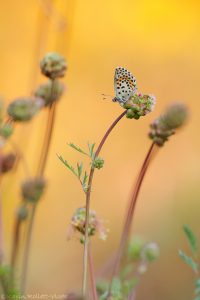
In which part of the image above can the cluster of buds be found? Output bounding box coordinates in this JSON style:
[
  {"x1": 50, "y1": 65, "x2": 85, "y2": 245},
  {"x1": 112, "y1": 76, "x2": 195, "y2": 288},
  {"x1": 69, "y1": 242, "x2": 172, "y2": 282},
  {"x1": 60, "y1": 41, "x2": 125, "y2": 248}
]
[
  {"x1": 68, "y1": 207, "x2": 107, "y2": 243},
  {"x1": 92, "y1": 157, "x2": 104, "y2": 169},
  {"x1": 0, "y1": 123, "x2": 13, "y2": 139},
  {"x1": 21, "y1": 177, "x2": 46, "y2": 203},
  {"x1": 7, "y1": 97, "x2": 43, "y2": 122},
  {"x1": 124, "y1": 93, "x2": 156, "y2": 120},
  {"x1": 17, "y1": 204, "x2": 28, "y2": 221},
  {"x1": 149, "y1": 103, "x2": 188, "y2": 146}
]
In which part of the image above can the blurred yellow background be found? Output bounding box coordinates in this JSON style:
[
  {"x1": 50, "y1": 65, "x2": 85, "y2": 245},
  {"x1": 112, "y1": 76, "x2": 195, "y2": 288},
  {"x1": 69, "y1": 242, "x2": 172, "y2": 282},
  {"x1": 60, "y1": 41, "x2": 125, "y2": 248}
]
[{"x1": 1, "y1": 0, "x2": 200, "y2": 299}]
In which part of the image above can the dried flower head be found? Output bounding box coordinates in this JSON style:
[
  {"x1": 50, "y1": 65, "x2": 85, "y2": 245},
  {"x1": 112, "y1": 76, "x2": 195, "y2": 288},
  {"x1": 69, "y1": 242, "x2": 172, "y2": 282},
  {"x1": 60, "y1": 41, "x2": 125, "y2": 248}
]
[
  {"x1": 149, "y1": 103, "x2": 188, "y2": 146},
  {"x1": 21, "y1": 177, "x2": 46, "y2": 203},
  {"x1": 7, "y1": 97, "x2": 43, "y2": 122},
  {"x1": 124, "y1": 93, "x2": 156, "y2": 120},
  {"x1": 40, "y1": 52, "x2": 67, "y2": 79},
  {"x1": 69, "y1": 207, "x2": 107, "y2": 242},
  {"x1": 34, "y1": 80, "x2": 65, "y2": 107},
  {"x1": 1, "y1": 153, "x2": 16, "y2": 173}
]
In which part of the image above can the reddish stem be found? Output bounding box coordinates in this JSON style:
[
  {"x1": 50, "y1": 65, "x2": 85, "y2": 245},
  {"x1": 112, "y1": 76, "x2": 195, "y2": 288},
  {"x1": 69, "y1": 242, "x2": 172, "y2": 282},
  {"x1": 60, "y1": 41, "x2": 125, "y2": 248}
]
[{"x1": 108, "y1": 142, "x2": 156, "y2": 294}]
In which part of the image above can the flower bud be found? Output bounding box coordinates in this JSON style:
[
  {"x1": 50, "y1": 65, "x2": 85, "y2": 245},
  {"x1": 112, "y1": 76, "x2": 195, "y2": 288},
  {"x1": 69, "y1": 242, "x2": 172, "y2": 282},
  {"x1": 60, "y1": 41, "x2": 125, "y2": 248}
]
[
  {"x1": 124, "y1": 93, "x2": 156, "y2": 120},
  {"x1": 149, "y1": 103, "x2": 188, "y2": 146},
  {"x1": 17, "y1": 205, "x2": 28, "y2": 220},
  {"x1": 40, "y1": 52, "x2": 67, "y2": 79},
  {"x1": 1, "y1": 153, "x2": 16, "y2": 173},
  {"x1": 92, "y1": 157, "x2": 104, "y2": 169},
  {"x1": 141, "y1": 242, "x2": 160, "y2": 262},
  {"x1": 7, "y1": 97, "x2": 42, "y2": 122},
  {"x1": 128, "y1": 237, "x2": 144, "y2": 260},
  {"x1": 35, "y1": 80, "x2": 65, "y2": 107},
  {"x1": 21, "y1": 177, "x2": 46, "y2": 203},
  {"x1": 0, "y1": 123, "x2": 13, "y2": 138},
  {"x1": 69, "y1": 207, "x2": 107, "y2": 242}
]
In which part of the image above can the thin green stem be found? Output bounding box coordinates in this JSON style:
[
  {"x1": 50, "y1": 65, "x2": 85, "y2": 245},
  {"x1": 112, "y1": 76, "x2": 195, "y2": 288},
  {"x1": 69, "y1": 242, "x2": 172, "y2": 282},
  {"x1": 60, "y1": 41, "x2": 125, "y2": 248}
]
[
  {"x1": 108, "y1": 142, "x2": 157, "y2": 295},
  {"x1": 82, "y1": 110, "x2": 127, "y2": 298},
  {"x1": 88, "y1": 245, "x2": 98, "y2": 300}
]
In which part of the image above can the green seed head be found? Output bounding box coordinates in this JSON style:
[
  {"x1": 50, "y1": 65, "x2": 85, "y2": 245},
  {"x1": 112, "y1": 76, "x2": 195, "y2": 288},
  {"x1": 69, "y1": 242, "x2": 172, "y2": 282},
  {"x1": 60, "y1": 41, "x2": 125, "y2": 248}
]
[
  {"x1": 21, "y1": 177, "x2": 46, "y2": 203},
  {"x1": 7, "y1": 97, "x2": 43, "y2": 122},
  {"x1": 40, "y1": 52, "x2": 67, "y2": 79},
  {"x1": 149, "y1": 103, "x2": 188, "y2": 146},
  {"x1": 34, "y1": 80, "x2": 65, "y2": 107}
]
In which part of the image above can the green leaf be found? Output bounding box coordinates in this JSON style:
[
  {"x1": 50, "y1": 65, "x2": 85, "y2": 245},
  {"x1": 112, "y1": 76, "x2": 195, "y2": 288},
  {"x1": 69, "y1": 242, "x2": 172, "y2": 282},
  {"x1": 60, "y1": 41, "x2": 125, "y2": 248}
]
[
  {"x1": 67, "y1": 143, "x2": 88, "y2": 156},
  {"x1": 82, "y1": 171, "x2": 89, "y2": 192},
  {"x1": 195, "y1": 279, "x2": 200, "y2": 295},
  {"x1": 122, "y1": 278, "x2": 139, "y2": 296},
  {"x1": 194, "y1": 297, "x2": 200, "y2": 300},
  {"x1": 77, "y1": 162, "x2": 83, "y2": 178},
  {"x1": 179, "y1": 250, "x2": 198, "y2": 273},
  {"x1": 57, "y1": 155, "x2": 78, "y2": 177},
  {"x1": 88, "y1": 142, "x2": 95, "y2": 158},
  {"x1": 183, "y1": 224, "x2": 198, "y2": 255},
  {"x1": 111, "y1": 277, "x2": 122, "y2": 297}
]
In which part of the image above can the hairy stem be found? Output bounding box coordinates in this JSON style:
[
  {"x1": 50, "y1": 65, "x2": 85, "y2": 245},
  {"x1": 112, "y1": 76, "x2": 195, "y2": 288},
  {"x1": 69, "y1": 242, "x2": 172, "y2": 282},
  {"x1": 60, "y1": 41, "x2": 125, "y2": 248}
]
[
  {"x1": 82, "y1": 110, "x2": 127, "y2": 298},
  {"x1": 20, "y1": 80, "x2": 57, "y2": 294},
  {"x1": 108, "y1": 142, "x2": 156, "y2": 294}
]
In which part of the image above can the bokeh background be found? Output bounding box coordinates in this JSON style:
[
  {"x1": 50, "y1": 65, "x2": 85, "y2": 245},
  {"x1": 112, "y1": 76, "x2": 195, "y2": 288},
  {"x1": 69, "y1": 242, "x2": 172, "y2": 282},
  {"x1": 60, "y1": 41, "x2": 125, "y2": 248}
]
[{"x1": 1, "y1": 0, "x2": 200, "y2": 299}]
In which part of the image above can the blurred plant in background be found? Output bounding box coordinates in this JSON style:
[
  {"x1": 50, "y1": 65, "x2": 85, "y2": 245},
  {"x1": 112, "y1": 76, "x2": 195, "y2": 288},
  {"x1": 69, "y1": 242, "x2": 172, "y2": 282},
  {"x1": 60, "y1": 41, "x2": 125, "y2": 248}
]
[{"x1": 179, "y1": 225, "x2": 200, "y2": 300}]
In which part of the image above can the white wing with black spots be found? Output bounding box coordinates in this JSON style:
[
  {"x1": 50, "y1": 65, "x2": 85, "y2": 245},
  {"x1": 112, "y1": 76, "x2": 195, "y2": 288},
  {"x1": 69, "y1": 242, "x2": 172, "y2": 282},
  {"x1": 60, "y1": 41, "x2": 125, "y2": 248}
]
[{"x1": 113, "y1": 67, "x2": 137, "y2": 104}]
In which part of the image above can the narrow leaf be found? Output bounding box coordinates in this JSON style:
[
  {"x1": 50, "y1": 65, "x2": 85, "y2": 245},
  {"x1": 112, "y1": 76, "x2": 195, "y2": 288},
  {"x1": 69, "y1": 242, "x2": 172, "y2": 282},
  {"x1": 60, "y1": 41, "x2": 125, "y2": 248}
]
[
  {"x1": 87, "y1": 142, "x2": 95, "y2": 158},
  {"x1": 183, "y1": 224, "x2": 198, "y2": 255},
  {"x1": 57, "y1": 155, "x2": 78, "y2": 177},
  {"x1": 77, "y1": 162, "x2": 83, "y2": 178},
  {"x1": 67, "y1": 143, "x2": 88, "y2": 156},
  {"x1": 179, "y1": 250, "x2": 198, "y2": 273}
]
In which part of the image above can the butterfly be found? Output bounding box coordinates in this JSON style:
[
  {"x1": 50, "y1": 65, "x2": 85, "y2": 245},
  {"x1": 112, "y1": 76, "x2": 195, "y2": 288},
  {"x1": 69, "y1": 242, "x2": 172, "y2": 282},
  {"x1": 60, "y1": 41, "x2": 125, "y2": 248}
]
[{"x1": 112, "y1": 67, "x2": 137, "y2": 104}]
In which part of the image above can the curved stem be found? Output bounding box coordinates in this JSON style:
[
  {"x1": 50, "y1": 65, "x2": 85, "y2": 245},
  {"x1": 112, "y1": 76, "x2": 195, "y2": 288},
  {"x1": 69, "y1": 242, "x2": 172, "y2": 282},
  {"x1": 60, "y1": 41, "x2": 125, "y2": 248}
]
[
  {"x1": 108, "y1": 142, "x2": 157, "y2": 294},
  {"x1": 82, "y1": 110, "x2": 127, "y2": 298}
]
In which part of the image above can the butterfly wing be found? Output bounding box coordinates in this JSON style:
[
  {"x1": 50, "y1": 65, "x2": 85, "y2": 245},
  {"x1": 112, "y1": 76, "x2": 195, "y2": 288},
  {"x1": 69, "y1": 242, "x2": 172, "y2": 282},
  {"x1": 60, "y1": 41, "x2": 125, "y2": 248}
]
[{"x1": 113, "y1": 67, "x2": 137, "y2": 104}]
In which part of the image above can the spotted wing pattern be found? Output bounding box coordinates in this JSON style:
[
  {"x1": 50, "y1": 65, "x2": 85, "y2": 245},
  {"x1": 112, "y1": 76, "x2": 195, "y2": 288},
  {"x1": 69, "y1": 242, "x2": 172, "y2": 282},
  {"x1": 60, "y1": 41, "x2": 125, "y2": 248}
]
[{"x1": 113, "y1": 67, "x2": 137, "y2": 104}]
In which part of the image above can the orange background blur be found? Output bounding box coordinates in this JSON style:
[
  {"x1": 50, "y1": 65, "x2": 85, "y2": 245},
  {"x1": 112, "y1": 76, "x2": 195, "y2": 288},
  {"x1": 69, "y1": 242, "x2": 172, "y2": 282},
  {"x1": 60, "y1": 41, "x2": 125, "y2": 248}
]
[{"x1": 1, "y1": 1, "x2": 200, "y2": 299}]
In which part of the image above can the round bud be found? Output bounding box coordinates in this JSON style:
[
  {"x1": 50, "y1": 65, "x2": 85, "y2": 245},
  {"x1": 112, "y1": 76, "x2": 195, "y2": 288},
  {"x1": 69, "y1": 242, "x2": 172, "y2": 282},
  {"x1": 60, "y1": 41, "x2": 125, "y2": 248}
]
[
  {"x1": 0, "y1": 123, "x2": 13, "y2": 138},
  {"x1": 34, "y1": 80, "x2": 65, "y2": 107},
  {"x1": 7, "y1": 97, "x2": 42, "y2": 122},
  {"x1": 40, "y1": 52, "x2": 67, "y2": 79},
  {"x1": 141, "y1": 242, "x2": 160, "y2": 262},
  {"x1": 92, "y1": 157, "x2": 104, "y2": 169},
  {"x1": 17, "y1": 205, "x2": 28, "y2": 220},
  {"x1": 21, "y1": 177, "x2": 46, "y2": 203},
  {"x1": 128, "y1": 237, "x2": 145, "y2": 260}
]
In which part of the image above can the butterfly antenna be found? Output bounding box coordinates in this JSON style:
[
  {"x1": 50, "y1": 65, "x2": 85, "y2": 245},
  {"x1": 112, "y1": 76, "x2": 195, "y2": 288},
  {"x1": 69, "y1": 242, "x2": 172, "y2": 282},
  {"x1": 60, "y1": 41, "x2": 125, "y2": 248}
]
[{"x1": 101, "y1": 93, "x2": 112, "y2": 100}]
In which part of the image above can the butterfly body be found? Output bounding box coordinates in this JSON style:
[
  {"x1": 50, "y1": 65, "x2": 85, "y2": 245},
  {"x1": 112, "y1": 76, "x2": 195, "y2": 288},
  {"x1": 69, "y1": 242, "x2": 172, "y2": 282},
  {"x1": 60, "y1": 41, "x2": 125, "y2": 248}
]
[{"x1": 113, "y1": 67, "x2": 137, "y2": 104}]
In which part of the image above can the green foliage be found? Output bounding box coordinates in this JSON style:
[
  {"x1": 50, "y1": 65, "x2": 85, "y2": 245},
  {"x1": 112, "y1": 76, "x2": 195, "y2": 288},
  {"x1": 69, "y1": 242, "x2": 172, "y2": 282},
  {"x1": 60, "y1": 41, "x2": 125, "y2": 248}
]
[
  {"x1": 183, "y1": 224, "x2": 198, "y2": 255},
  {"x1": 68, "y1": 143, "x2": 89, "y2": 156},
  {"x1": 58, "y1": 154, "x2": 89, "y2": 193},
  {"x1": 87, "y1": 142, "x2": 95, "y2": 158},
  {"x1": 179, "y1": 250, "x2": 198, "y2": 273}
]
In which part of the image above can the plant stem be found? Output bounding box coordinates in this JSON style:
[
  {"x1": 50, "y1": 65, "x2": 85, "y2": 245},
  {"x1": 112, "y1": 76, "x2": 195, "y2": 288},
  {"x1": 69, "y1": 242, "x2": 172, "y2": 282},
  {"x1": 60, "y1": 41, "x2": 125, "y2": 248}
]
[
  {"x1": 82, "y1": 110, "x2": 127, "y2": 298},
  {"x1": 88, "y1": 245, "x2": 98, "y2": 300},
  {"x1": 20, "y1": 80, "x2": 57, "y2": 294},
  {"x1": 108, "y1": 142, "x2": 157, "y2": 294}
]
